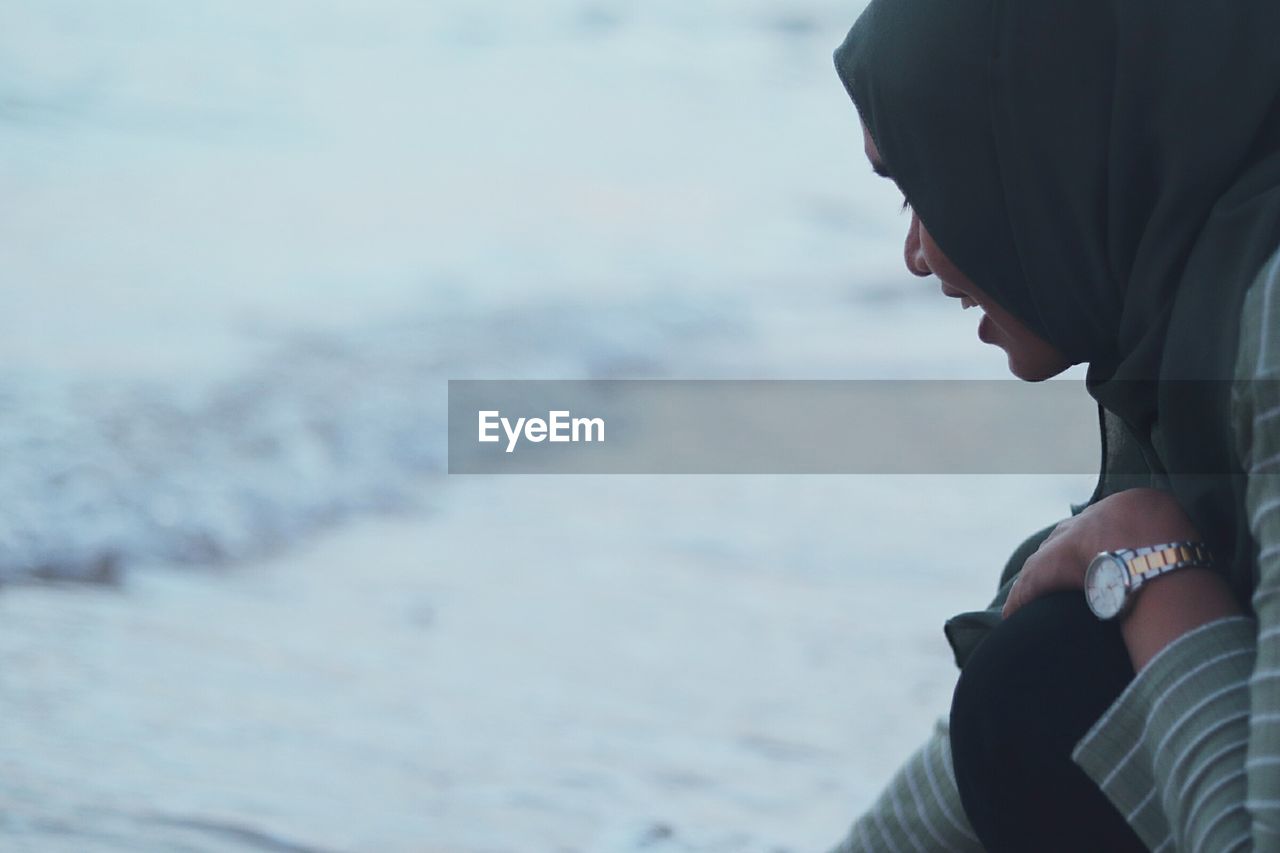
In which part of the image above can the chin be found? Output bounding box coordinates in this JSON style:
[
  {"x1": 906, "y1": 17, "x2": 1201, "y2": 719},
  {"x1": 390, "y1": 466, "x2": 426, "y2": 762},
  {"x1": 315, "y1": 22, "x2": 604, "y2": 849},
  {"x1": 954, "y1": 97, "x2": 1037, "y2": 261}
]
[{"x1": 1006, "y1": 353, "x2": 1071, "y2": 382}]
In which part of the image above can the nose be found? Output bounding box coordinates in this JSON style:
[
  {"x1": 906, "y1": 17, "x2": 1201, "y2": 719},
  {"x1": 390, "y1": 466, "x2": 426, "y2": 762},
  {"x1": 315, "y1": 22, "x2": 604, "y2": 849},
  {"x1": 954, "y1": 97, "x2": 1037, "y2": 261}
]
[{"x1": 903, "y1": 211, "x2": 931, "y2": 277}]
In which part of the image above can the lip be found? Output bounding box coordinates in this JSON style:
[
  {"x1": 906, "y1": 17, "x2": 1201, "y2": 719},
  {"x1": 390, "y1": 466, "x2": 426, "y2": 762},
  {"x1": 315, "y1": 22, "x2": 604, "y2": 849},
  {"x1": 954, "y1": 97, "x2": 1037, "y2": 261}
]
[
  {"x1": 940, "y1": 284, "x2": 980, "y2": 310},
  {"x1": 977, "y1": 312, "x2": 994, "y2": 343}
]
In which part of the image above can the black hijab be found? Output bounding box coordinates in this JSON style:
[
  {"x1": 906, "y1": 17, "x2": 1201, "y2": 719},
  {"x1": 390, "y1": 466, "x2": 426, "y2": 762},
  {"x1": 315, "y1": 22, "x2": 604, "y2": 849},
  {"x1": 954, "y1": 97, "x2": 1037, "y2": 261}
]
[{"x1": 835, "y1": 0, "x2": 1280, "y2": 607}]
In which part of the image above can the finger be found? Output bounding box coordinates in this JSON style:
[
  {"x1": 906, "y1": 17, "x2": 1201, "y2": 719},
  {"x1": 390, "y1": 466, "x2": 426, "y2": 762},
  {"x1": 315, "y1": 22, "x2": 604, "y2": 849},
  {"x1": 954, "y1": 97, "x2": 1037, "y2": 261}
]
[
  {"x1": 1003, "y1": 548, "x2": 1054, "y2": 614},
  {"x1": 1002, "y1": 551, "x2": 1077, "y2": 618},
  {"x1": 1002, "y1": 547, "x2": 1049, "y2": 618},
  {"x1": 1002, "y1": 570, "x2": 1037, "y2": 618},
  {"x1": 1042, "y1": 518, "x2": 1074, "y2": 542},
  {"x1": 1001, "y1": 574, "x2": 1025, "y2": 619}
]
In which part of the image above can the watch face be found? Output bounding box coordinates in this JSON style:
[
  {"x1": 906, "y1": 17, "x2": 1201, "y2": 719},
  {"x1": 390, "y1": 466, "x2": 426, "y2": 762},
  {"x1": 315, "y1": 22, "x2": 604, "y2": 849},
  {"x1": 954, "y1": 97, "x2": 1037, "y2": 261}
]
[{"x1": 1085, "y1": 554, "x2": 1128, "y2": 619}]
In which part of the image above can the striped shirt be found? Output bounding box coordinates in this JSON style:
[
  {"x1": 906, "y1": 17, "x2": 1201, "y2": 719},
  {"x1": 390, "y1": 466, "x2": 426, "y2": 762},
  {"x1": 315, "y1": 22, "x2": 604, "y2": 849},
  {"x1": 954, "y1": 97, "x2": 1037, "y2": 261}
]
[
  {"x1": 828, "y1": 714, "x2": 984, "y2": 853},
  {"x1": 827, "y1": 248, "x2": 1280, "y2": 852}
]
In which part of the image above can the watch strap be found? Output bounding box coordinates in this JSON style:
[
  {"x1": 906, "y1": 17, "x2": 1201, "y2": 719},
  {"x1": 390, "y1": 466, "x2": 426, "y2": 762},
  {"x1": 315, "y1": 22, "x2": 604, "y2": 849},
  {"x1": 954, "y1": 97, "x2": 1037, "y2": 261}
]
[{"x1": 1119, "y1": 541, "x2": 1214, "y2": 592}]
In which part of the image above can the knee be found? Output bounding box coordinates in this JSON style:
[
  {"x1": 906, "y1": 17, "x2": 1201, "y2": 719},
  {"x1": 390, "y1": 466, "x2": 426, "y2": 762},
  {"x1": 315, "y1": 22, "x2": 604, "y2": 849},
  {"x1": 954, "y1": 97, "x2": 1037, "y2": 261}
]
[
  {"x1": 947, "y1": 593, "x2": 1143, "y2": 851},
  {"x1": 950, "y1": 590, "x2": 1130, "y2": 757}
]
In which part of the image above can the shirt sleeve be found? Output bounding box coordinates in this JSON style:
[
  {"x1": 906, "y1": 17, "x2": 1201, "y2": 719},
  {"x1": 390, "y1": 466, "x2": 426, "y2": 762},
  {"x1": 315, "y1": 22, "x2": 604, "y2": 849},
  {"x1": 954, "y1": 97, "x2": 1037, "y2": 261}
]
[
  {"x1": 1236, "y1": 277, "x2": 1280, "y2": 847},
  {"x1": 1072, "y1": 250, "x2": 1280, "y2": 852},
  {"x1": 826, "y1": 715, "x2": 984, "y2": 853},
  {"x1": 1071, "y1": 615, "x2": 1257, "y2": 851}
]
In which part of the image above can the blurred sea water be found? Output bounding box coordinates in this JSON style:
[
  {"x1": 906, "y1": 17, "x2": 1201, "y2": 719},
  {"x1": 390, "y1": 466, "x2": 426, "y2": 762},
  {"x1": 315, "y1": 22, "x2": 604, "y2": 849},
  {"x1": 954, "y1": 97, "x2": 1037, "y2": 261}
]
[
  {"x1": 0, "y1": 0, "x2": 1028, "y2": 583},
  {"x1": 0, "y1": 3, "x2": 1099, "y2": 852}
]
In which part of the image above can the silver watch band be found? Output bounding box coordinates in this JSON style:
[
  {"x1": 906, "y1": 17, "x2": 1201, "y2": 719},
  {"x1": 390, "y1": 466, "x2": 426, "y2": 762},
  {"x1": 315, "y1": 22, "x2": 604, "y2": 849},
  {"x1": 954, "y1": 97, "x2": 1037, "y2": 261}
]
[{"x1": 1120, "y1": 541, "x2": 1214, "y2": 592}]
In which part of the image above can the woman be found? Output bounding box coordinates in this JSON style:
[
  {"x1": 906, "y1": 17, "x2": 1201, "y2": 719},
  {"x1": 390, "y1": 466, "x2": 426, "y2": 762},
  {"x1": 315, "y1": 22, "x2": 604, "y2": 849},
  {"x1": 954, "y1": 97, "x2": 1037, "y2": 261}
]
[{"x1": 827, "y1": 0, "x2": 1280, "y2": 850}]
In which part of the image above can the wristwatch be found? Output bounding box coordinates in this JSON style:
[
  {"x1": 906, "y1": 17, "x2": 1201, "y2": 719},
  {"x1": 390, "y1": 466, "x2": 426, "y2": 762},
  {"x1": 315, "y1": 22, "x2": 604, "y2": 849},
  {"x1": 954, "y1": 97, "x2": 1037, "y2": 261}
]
[{"x1": 1084, "y1": 541, "x2": 1215, "y2": 620}]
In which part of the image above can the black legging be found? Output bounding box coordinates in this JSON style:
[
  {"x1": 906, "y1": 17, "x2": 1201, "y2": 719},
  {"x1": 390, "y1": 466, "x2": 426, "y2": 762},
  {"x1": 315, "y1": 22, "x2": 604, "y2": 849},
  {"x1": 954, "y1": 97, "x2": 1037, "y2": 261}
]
[{"x1": 949, "y1": 591, "x2": 1149, "y2": 852}]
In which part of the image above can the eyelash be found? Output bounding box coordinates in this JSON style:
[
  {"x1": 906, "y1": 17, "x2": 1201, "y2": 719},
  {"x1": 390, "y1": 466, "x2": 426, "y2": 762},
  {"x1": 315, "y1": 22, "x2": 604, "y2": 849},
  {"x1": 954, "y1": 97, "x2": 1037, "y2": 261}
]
[{"x1": 900, "y1": 197, "x2": 912, "y2": 213}]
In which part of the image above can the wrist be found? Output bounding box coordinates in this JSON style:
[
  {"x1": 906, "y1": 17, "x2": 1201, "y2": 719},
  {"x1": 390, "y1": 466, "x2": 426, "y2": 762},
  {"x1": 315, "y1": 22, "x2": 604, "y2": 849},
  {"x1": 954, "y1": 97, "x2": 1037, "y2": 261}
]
[{"x1": 1119, "y1": 567, "x2": 1242, "y2": 671}]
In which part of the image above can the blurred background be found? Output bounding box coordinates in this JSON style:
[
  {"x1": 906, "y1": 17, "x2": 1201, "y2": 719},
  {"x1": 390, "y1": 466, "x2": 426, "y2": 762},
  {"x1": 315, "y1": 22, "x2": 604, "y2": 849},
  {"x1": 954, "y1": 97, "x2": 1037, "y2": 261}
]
[{"x1": 0, "y1": 2, "x2": 1094, "y2": 851}]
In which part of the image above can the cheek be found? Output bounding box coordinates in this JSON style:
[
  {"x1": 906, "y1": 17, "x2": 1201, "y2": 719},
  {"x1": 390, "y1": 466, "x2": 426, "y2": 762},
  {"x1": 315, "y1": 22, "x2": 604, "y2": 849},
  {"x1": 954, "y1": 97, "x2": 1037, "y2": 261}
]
[
  {"x1": 918, "y1": 227, "x2": 967, "y2": 284},
  {"x1": 918, "y1": 228, "x2": 943, "y2": 270}
]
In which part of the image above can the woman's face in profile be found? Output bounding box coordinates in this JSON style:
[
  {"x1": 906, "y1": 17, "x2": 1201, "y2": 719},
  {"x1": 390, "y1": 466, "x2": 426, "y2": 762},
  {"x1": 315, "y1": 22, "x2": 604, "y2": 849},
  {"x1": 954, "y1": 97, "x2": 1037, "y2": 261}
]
[{"x1": 862, "y1": 121, "x2": 1074, "y2": 381}]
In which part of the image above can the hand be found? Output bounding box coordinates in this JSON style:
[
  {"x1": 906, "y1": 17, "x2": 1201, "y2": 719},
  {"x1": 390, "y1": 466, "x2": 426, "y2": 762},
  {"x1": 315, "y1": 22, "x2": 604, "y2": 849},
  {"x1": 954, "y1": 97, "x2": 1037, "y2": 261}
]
[{"x1": 1001, "y1": 488, "x2": 1202, "y2": 619}]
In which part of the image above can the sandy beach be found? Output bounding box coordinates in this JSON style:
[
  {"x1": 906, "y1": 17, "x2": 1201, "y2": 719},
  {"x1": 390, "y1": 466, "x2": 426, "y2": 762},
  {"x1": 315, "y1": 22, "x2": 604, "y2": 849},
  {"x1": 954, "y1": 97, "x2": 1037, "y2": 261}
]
[{"x1": 0, "y1": 473, "x2": 1092, "y2": 851}]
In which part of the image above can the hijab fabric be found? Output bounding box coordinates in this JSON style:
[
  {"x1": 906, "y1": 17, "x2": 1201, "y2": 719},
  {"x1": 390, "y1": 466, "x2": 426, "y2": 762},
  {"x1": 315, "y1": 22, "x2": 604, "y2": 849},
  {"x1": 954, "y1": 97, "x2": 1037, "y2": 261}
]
[{"x1": 835, "y1": 0, "x2": 1280, "y2": 606}]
